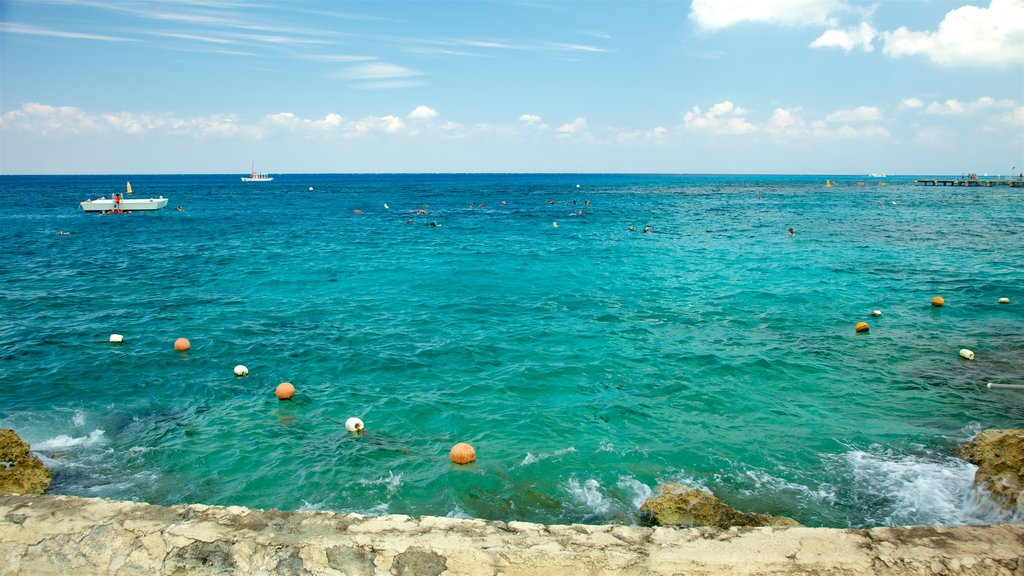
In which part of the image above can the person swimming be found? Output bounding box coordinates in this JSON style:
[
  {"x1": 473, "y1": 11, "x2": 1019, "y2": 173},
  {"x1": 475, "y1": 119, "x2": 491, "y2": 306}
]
[{"x1": 788, "y1": 227, "x2": 795, "y2": 236}]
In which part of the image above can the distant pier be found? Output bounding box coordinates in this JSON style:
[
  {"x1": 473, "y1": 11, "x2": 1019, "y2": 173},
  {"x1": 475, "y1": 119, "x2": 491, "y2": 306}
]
[{"x1": 916, "y1": 177, "x2": 1024, "y2": 188}]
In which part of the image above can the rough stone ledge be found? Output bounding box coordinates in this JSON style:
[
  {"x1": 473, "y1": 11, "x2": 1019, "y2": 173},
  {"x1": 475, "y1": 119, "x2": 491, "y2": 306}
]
[{"x1": 1, "y1": 495, "x2": 1022, "y2": 575}]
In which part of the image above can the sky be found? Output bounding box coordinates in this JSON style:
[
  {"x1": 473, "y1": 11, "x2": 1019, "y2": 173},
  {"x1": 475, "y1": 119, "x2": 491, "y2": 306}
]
[{"x1": 1, "y1": 0, "x2": 1022, "y2": 175}]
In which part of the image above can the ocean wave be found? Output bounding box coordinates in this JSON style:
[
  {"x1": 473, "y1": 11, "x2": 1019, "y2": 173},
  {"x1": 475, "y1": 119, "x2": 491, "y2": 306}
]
[
  {"x1": 741, "y1": 469, "x2": 837, "y2": 505},
  {"x1": 518, "y1": 447, "x2": 576, "y2": 467},
  {"x1": 32, "y1": 429, "x2": 105, "y2": 452},
  {"x1": 357, "y1": 471, "x2": 402, "y2": 495},
  {"x1": 831, "y1": 446, "x2": 1022, "y2": 526},
  {"x1": 616, "y1": 475, "x2": 654, "y2": 509},
  {"x1": 562, "y1": 477, "x2": 612, "y2": 515}
]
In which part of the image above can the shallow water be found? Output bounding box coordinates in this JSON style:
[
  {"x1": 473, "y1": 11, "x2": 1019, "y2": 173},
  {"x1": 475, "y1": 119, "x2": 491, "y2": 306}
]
[{"x1": 1, "y1": 173, "x2": 1022, "y2": 527}]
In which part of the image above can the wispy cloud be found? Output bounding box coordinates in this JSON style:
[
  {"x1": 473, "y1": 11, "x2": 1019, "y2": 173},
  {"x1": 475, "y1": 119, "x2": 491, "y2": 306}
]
[
  {"x1": 0, "y1": 21, "x2": 133, "y2": 42},
  {"x1": 343, "y1": 62, "x2": 423, "y2": 80}
]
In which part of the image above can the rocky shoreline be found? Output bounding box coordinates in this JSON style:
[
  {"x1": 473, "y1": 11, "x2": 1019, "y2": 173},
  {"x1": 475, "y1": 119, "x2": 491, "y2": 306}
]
[
  {"x1": 1, "y1": 494, "x2": 1023, "y2": 575},
  {"x1": 2, "y1": 429, "x2": 1022, "y2": 575}
]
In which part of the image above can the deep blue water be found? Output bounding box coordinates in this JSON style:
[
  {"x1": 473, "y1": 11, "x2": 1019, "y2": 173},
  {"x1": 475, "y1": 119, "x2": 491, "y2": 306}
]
[{"x1": 1, "y1": 173, "x2": 1022, "y2": 528}]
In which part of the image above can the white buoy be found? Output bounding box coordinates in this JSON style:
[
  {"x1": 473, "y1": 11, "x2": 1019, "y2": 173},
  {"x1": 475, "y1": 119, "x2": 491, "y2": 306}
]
[
  {"x1": 109, "y1": 334, "x2": 124, "y2": 343},
  {"x1": 576, "y1": 184, "x2": 581, "y2": 188},
  {"x1": 345, "y1": 417, "x2": 364, "y2": 433},
  {"x1": 998, "y1": 297, "x2": 1010, "y2": 304},
  {"x1": 959, "y1": 349, "x2": 975, "y2": 360},
  {"x1": 988, "y1": 382, "x2": 1024, "y2": 390},
  {"x1": 308, "y1": 187, "x2": 313, "y2": 191},
  {"x1": 233, "y1": 364, "x2": 249, "y2": 377},
  {"x1": 552, "y1": 222, "x2": 558, "y2": 228},
  {"x1": 384, "y1": 203, "x2": 390, "y2": 209},
  {"x1": 871, "y1": 310, "x2": 882, "y2": 317}
]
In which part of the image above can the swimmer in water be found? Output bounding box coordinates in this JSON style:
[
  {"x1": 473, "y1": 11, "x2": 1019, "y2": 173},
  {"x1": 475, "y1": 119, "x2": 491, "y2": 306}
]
[{"x1": 788, "y1": 227, "x2": 795, "y2": 236}]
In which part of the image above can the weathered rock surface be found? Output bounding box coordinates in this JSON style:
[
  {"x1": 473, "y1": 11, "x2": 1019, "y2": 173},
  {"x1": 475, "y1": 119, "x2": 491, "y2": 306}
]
[
  {"x1": 0, "y1": 429, "x2": 51, "y2": 495},
  {"x1": 1, "y1": 494, "x2": 1022, "y2": 576},
  {"x1": 639, "y1": 482, "x2": 799, "y2": 528},
  {"x1": 961, "y1": 429, "x2": 1024, "y2": 511}
]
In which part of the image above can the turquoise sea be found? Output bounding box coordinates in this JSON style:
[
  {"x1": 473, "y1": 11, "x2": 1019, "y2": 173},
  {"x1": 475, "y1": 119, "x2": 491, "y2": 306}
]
[{"x1": 1, "y1": 173, "x2": 1022, "y2": 528}]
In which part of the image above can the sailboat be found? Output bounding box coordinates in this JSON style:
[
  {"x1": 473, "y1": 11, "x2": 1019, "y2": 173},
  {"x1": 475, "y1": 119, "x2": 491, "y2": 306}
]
[
  {"x1": 241, "y1": 162, "x2": 273, "y2": 182},
  {"x1": 126, "y1": 181, "x2": 133, "y2": 194}
]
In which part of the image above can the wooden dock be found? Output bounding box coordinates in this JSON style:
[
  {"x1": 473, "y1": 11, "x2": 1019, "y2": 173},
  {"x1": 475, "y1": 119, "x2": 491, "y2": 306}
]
[{"x1": 916, "y1": 178, "x2": 1024, "y2": 187}]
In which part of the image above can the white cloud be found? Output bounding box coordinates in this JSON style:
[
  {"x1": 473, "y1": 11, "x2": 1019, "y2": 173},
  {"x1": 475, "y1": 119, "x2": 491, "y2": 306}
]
[
  {"x1": 924, "y1": 96, "x2": 1017, "y2": 115},
  {"x1": 615, "y1": 126, "x2": 669, "y2": 144},
  {"x1": 810, "y1": 22, "x2": 877, "y2": 52},
  {"x1": 825, "y1": 106, "x2": 883, "y2": 122},
  {"x1": 900, "y1": 98, "x2": 925, "y2": 109},
  {"x1": 880, "y1": 0, "x2": 1024, "y2": 67},
  {"x1": 689, "y1": 0, "x2": 848, "y2": 30},
  {"x1": 519, "y1": 114, "x2": 544, "y2": 125},
  {"x1": 263, "y1": 112, "x2": 345, "y2": 135},
  {"x1": 683, "y1": 100, "x2": 758, "y2": 134},
  {"x1": 350, "y1": 114, "x2": 405, "y2": 135},
  {"x1": 0, "y1": 102, "x2": 246, "y2": 137},
  {"x1": 408, "y1": 105, "x2": 439, "y2": 120},
  {"x1": 344, "y1": 62, "x2": 422, "y2": 80},
  {"x1": 556, "y1": 117, "x2": 588, "y2": 134},
  {"x1": 765, "y1": 107, "x2": 805, "y2": 135}
]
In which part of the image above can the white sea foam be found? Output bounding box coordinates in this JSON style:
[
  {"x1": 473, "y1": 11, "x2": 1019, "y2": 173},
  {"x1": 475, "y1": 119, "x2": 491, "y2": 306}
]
[
  {"x1": 71, "y1": 410, "x2": 85, "y2": 427},
  {"x1": 357, "y1": 471, "x2": 402, "y2": 494},
  {"x1": 838, "y1": 446, "x2": 1023, "y2": 526},
  {"x1": 32, "y1": 429, "x2": 105, "y2": 451},
  {"x1": 298, "y1": 500, "x2": 326, "y2": 512},
  {"x1": 518, "y1": 447, "x2": 576, "y2": 467},
  {"x1": 742, "y1": 469, "x2": 837, "y2": 505},
  {"x1": 563, "y1": 477, "x2": 611, "y2": 515},
  {"x1": 616, "y1": 475, "x2": 654, "y2": 508},
  {"x1": 445, "y1": 504, "x2": 471, "y2": 519}
]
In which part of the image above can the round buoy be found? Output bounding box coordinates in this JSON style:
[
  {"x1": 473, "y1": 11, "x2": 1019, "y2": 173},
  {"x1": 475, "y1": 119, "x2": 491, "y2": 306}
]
[
  {"x1": 233, "y1": 364, "x2": 249, "y2": 377},
  {"x1": 450, "y1": 442, "x2": 476, "y2": 465},
  {"x1": 871, "y1": 310, "x2": 882, "y2": 317},
  {"x1": 354, "y1": 209, "x2": 362, "y2": 214},
  {"x1": 174, "y1": 337, "x2": 190, "y2": 351},
  {"x1": 931, "y1": 296, "x2": 945, "y2": 307},
  {"x1": 308, "y1": 187, "x2": 313, "y2": 191},
  {"x1": 855, "y1": 322, "x2": 869, "y2": 333},
  {"x1": 552, "y1": 222, "x2": 558, "y2": 229},
  {"x1": 959, "y1": 349, "x2": 975, "y2": 360},
  {"x1": 276, "y1": 382, "x2": 295, "y2": 400},
  {"x1": 998, "y1": 297, "x2": 1010, "y2": 304},
  {"x1": 109, "y1": 334, "x2": 124, "y2": 343},
  {"x1": 384, "y1": 203, "x2": 389, "y2": 209},
  {"x1": 345, "y1": 417, "x2": 364, "y2": 433}
]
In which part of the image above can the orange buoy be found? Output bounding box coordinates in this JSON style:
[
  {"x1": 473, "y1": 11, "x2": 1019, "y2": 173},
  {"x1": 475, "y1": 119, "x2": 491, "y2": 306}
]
[
  {"x1": 354, "y1": 209, "x2": 362, "y2": 214},
  {"x1": 449, "y1": 442, "x2": 476, "y2": 465},
  {"x1": 932, "y1": 296, "x2": 945, "y2": 307},
  {"x1": 855, "y1": 322, "x2": 869, "y2": 333},
  {"x1": 174, "y1": 337, "x2": 190, "y2": 351},
  {"x1": 276, "y1": 382, "x2": 295, "y2": 400}
]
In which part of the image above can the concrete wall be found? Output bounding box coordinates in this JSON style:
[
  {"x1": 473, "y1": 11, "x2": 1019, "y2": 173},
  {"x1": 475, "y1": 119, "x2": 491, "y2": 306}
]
[{"x1": 1, "y1": 494, "x2": 1022, "y2": 575}]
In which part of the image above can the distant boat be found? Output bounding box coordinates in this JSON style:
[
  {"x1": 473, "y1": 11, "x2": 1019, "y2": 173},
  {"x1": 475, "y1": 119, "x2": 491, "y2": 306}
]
[
  {"x1": 125, "y1": 181, "x2": 133, "y2": 195},
  {"x1": 869, "y1": 173, "x2": 887, "y2": 178},
  {"x1": 241, "y1": 162, "x2": 273, "y2": 182},
  {"x1": 80, "y1": 181, "x2": 168, "y2": 212}
]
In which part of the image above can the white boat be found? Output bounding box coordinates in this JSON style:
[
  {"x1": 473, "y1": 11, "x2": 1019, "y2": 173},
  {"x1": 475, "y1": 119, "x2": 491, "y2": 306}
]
[
  {"x1": 241, "y1": 162, "x2": 273, "y2": 182},
  {"x1": 80, "y1": 181, "x2": 168, "y2": 212},
  {"x1": 869, "y1": 173, "x2": 887, "y2": 178}
]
